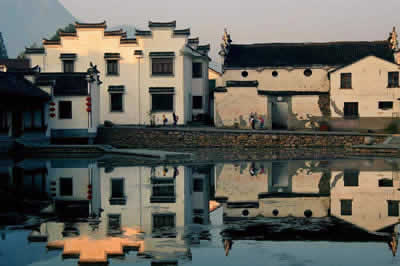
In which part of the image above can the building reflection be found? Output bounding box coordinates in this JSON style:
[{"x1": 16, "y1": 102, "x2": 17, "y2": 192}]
[
  {"x1": 215, "y1": 159, "x2": 400, "y2": 257},
  {"x1": 3, "y1": 159, "x2": 213, "y2": 265}
]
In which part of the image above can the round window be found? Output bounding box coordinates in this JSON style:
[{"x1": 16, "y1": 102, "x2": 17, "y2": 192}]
[
  {"x1": 304, "y1": 69, "x2": 312, "y2": 77},
  {"x1": 272, "y1": 209, "x2": 279, "y2": 216},
  {"x1": 272, "y1": 71, "x2": 278, "y2": 77},
  {"x1": 304, "y1": 209, "x2": 313, "y2": 218},
  {"x1": 241, "y1": 71, "x2": 248, "y2": 78},
  {"x1": 242, "y1": 209, "x2": 249, "y2": 216}
]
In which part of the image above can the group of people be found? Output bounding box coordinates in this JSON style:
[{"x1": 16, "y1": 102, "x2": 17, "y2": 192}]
[
  {"x1": 162, "y1": 113, "x2": 179, "y2": 126},
  {"x1": 249, "y1": 113, "x2": 264, "y2": 130}
]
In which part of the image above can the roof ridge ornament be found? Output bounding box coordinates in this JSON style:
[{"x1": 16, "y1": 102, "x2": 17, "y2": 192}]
[
  {"x1": 389, "y1": 26, "x2": 398, "y2": 51},
  {"x1": 219, "y1": 28, "x2": 232, "y2": 57}
]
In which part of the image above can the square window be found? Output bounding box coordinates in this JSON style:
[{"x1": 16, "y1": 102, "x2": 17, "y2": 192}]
[
  {"x1": 388, "y1": 201, "x2": 399, "y2": 217},
  {"x1": 111, "y1": 178, "x2": 124, "y2": 198},
  {"x1": 58, "y1": 101, "x2": 72, "y2": 119},
  {"x1": 193, "y1": 179, "x2": 203, "y2": 192},
  {"x1": 378, "y1": 101, "x2": 393, "y2": 110},
  {"x1": 152, "y1": 94, "x2": 173, "y2": 112},
  {"x1": 209, "y1": 79, "x2": 216, "y2": 89},
  {"x1": 110, "y1": 93, "x2": 123, "y2": 112},
  {"x1": 107, "y1": 60, "x2": 119, "y2": 75},
  {"x1": 192, "y1": 62, "x2": 203, "y2": 78},
  {"x1": 152, "y1": 58, "x2": 173, "y2": 75},
  {"x1": 63, "y1": 60, "x2": 74, "y2": 73},
  {"x1": 343, "y1": 170, "x2": 359, "y2": 187},
  {"x1": 341, "y1": 199, "x2": 352, "y2": 216},
  {"x1": 388, "y1": 72, "x2": 399, "y2": 88},
  {"x1": 108, "y1": 214, "x2": 121, "y2": 235},
  {"x1": 379, "y1": 178, "x2": 393, "y2": 187},
  {"x1": 343, "y1": 102, "x2": 358, "y2": 118},
  {"x1": 192, "y1": 96, "x2": 203, "y2": 109},
  {"x1": 340, "y1": 73, "x2": 352, "y2": 89},
  {"x1": 59, "y1": 178, "x2": 73, "y2": 196},
  {"x1": 153, "y1": 214, "x2": 175, "y2": 231}
]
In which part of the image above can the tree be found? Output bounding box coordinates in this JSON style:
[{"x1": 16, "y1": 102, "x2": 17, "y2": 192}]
[
  {"x1": 50, "y1": 23, "x2": 76, "y2": 41},
  {"x1": 0, "y1": 32, "x2": 8, "y2": 59}
]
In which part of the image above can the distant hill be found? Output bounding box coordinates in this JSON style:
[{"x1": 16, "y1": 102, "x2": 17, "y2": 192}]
[
  {"x1": 0, "y1": 33, "x2": 7, "y2": 58},
  {"x1": 110, "y1": 25, "x2": 136, "y2": 38},
  {"x1": 0, "y1": 0, "x2": 75, "y2": 57}
]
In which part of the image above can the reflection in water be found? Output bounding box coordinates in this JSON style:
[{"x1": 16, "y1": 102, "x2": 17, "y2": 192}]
[{"x1": 1, "y1": 157, "x2": 400, "y2": 264}]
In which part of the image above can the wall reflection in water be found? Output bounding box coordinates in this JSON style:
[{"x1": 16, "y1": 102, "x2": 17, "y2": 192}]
[{"x1": 1, "y1": 158, "x2": 400, "y2": 264}]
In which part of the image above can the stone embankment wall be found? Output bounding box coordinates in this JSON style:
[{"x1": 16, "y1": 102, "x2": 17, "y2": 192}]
[{"x1": 96, "y1": 127, "x2": 387, "y2": 149}]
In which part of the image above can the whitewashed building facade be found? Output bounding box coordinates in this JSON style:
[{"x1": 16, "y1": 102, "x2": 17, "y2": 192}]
[
  {"x1": 25, "y1": 21, "x2": 210, "y2": 141},
  {"x1": 215, "y1": 28, "x2": 400, "y2": 131}
]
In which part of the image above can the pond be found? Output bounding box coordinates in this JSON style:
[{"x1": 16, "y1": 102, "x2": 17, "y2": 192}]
[{"x1": 1, "y1": 156, "x2": 400, "y2": 266}]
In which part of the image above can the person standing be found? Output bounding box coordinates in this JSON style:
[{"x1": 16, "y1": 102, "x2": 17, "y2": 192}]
[{"x1": 173, "y1": 112, "x2": 178, "y2": 126}]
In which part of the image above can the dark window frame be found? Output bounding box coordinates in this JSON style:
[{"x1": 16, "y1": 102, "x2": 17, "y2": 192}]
[
  {"x1": 110, "y1": 92, "x2": 124, "y2": 112},
  {"x1": 63, "y1": 60, "x2": 74, "y2": 73},
  {"x1": 343, "y1": 102, "x2": 358, "y2": 118},
  {"x1": 388, "y1": 72, "x2": 399, "y2": 88},
  {"x1": 193, "y1": 62, "x2": 203, "y2": 78},
  {"x1": 378, "y1": 101, "x2": 393, "y2": 110},
  {"x1": 340, "y1": 73, "x2": 352, "y2": 89},
  {"x1": 59, "y1": 177, "x2": 73, "y2": 196},
  {"x1": 151, "y1": 93, "x2": 174, "y2": 112},
  {"x1": 192, "y1": 96, "x2": 203, "y2": 109},
  {"x1": 58, "y1": 101, "x2": 72, "y2": 119},
  {"x1": 388, "y1": 200, "x2": 399, "y2": 217},
  {"x1": 343, "y1": 169, "x2": 359, "y2": 187},
  {"x1": 152, "y1": 213, "x2": 176, "y2": 231},
  {"x1": 193, "y1": 179, "x2": 203, "y2": 192},
  {"x1": 111, "y1": 178, "x2": 125, "y2": 198},
  {"x1": 106, "y1": 60, "x2": 119, "y2": 76},
  {"x1": 340, "y1": 199, "x2": 352, "y2": 216},
  {"x1": 152, "y1": 57, "x2": 174, "y2": 76}
]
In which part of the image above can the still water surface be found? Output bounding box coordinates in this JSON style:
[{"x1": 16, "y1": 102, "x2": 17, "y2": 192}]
[{"x1": 1, "y1": 156, "x2": 400, "y2": 266}]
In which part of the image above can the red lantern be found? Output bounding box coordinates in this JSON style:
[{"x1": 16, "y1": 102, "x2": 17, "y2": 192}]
[
  {"x1": 87, "y1": 184, "x2": 92, "y2": 200},
  {"x1": 50, "y1": 113, "x2": 56, "y2": 118},
  {"x1": 50, "y1": 102, "x2": 56, "y2": 106},
  {"x1": 49, "y1": 107, "x2": 56, "y2": 112},
  {"x1": 86, "y1": 107, "x2": 92, "y2": 113},
  {"x1": 86, "y1": 97, "x2": 91, "y2": 101},
  {"x1": 86, "y1": 102, "x2": 91, "y2": 107}
]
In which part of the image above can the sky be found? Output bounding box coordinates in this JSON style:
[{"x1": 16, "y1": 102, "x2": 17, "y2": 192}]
[{"x1": 59, "y1": 0, "x2": 400, "y2": 62}]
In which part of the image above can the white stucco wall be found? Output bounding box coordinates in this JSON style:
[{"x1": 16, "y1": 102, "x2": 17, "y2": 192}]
[
  {"x1": 330, "y1": 56, "x2": 400, "y2": 118},
  {"x1": 330, "y1": 170, "x2": 400, "y2": 232},
  {"x1": 222, "y1": 68, "x2": 330, "y2": 92},
  {"x1": 26, "y1": 24, "x2": 209, "y2": 127},
  {"x1": 214, "y1": 87, "x2": 267, "y2": 128}
]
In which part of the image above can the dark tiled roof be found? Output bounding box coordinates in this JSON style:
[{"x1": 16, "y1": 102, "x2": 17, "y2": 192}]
[
  {"x1": 43, "y1": 39, "x2": 61, "y2": 45},
  {"x1": 226, "y1": 80, "x2": 259, "y2": 87},
  {"x1": 0, "y1": 59, "x2": 30, "y2": 70},
  {"x1": 197, "y1": 44, "x2": 210, "y2": 52},
  {"x1": 173, "y1": 29, "x2": 190, "y2": 36},
  {"x1": 104, "y1": 53, "x2": 120, "y2": 59},
  {"x1": 104, "y1": 29, "x2": 127, "y2": 37},
  {"x1": 36, "y1": 73, "x2": 88, "y2": 96},
  {"x1": 257, "y1": 90, "x2": 329, "y2": 96},
  {"x1": 149, "y1": 87, "x2": 175, "y2": 93},
  {"x1": 224, "y1": 41, "x2": 395, "y2": 68},
  {"x1": 120, "y1": 38, "x2": 137, "y2": 44},
  {"x1": 149, "y1": 21, "x2": 176, "y2": 28},
  {"x1": 0, "y1": 72, "x2": 50, "y2": 102},
  {"x1": 149, "y1": 52, "x2": 175, "y2": 57},
  {"x1": 108, "y1": 85, "x2": 125, "y2": 92},
  {"x1": 25, "y1": 48, "x2": 45, "y2": 54},
  {"x1": 214, "y1": 87, "x2": 227, "y2": 93},
  {"x1": 134, "y1": 50, "x2": 143, "y2": 56},
  {"x1": 59, "y1": 31, "x2": 77, "y2": 37},
  {"x1": 135, "y1": 29, "x2": 152, "y2": 36},
  {"x1": 75, "y1": 21, "x2": 107, "y2": 29},
  {"x1": 188, "y1": 38, "x2": 199, "y2": 44},
  {"x1": 60, "y1": 53, "x2": 77, "y2": 60}
]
